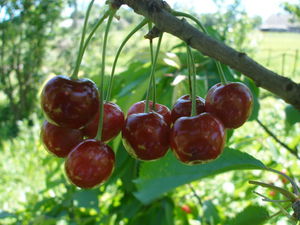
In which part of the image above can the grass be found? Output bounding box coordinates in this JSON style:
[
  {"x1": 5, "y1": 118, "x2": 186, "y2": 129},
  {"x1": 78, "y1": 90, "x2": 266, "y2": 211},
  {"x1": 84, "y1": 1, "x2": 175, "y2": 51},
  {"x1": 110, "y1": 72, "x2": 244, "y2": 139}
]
[{"x1": 251, "y1": 31, "x2": 300, "y2": 82}]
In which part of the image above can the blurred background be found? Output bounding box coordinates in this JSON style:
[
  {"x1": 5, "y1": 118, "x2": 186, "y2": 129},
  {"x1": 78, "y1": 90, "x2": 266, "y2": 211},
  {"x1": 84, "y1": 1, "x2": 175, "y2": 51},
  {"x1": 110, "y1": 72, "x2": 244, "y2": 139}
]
[{"x1": 0, "y1": 0, "x2": 300, "y2": 224}]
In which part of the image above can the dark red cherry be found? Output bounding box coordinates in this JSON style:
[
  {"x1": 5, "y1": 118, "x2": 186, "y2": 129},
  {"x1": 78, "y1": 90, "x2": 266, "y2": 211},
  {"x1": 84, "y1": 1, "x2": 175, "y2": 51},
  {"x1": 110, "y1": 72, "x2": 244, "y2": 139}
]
[
  {"x1": 170, "y1": 113, "x2": 226, "y2": 165},
  {"x1": 127, "y1": 100, "x2": 171, "y2": 126},
  {"x1": 205, "y1": 82, "x2": 253, "y2": 129},
  {"x1": 41, "y1": 75, "x2": 100, "y2": 129},
  {"x1": 41, "y1": 121, "x2": 84, "y2": 158},
  {"x1": 122, "y1": 112, "x2": 170, "y2": 161},
  {"x1": 82, "y1": 102, "x2": 124, "y2": 142},
  {"x1": 171, "y1": 95, "x2": 205, "y2": 123},
  {"x1": 65, "y1": 139, "x2": 115, "y2": 189}
]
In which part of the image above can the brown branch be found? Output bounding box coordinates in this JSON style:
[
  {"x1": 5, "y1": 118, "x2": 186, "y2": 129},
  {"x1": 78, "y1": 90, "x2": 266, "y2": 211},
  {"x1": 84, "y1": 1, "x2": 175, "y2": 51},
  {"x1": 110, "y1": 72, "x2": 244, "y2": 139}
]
[{"x1": 122, "y1": 0, "x2": 300, "y2": 111}]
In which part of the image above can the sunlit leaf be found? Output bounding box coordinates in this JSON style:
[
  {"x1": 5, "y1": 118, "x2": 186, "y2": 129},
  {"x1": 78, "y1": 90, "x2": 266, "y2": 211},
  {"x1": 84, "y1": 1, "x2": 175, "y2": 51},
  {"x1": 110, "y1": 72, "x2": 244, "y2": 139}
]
[{"x1": 134, "y1": 148, "x2": 265, "y2": 204}]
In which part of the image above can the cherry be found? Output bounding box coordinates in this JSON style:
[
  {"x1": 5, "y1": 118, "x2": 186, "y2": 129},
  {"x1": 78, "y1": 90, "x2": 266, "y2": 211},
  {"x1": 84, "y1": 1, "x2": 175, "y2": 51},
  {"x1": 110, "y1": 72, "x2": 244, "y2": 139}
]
[
  {"x1": 65, "y1": 139, "x2": 115, "y2": 189},
  {"x1": 181, "y1": 205, "x2": 192, "y2": 214},
  {"x1": 127, "y1": 100, "x2": 171, "y2": 126},
  {"x1": 170, "y1": 113, "x2": 226, "y2": 165},
  {"x1": 171, "y1": 95, "x2": 205, "y2": 123},
  {"x1": 41, "y1": 121, "x2": 84, "y2": 158},
  {"x1": 41, "y1": 75, "x2": 100, "y2": 129},
  {"x1": 82, "y1": 102, "x2": 124, "y2": 142},
  {"x1": 205, "y1": 82, "x2": 253, "y2": 129},
  {"x1": 122, "y1": 112, "x2": 170, "y2": 161}
]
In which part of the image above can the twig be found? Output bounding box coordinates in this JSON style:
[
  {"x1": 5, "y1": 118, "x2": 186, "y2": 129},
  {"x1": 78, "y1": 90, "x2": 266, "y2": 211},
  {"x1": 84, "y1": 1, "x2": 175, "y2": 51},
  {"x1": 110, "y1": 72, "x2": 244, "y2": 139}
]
[
  {"x1": 253, "y1": 191, "x2": 290, "y2": 203},
  {"x1": 256, "y1": 118, "x2": 299, "y2": 160},
  {"x1": 188, "y1": 184, "x2": 203, "y2": 206}
]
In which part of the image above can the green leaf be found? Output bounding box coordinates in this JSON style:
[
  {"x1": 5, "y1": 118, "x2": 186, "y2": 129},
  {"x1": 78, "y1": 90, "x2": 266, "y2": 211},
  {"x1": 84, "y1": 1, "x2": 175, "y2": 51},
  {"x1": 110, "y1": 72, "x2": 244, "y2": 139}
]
[
  {"x1": 127, "y1": 197, "x2": 174, "y2": 225},
  {"x1": 225, "y1": 205, "x2": 269, "y2": 225},
  {"x1": 134, "y1": 148, "x2": 265, "y2": 204},
  {"x1": 163, "y1": 52, "x2": 181, "y2": 69},
  {"x1": 243, "y1": 78, "x2": 260, "y2": 121},
  {"x1": 0, "y1": 211, "x2": 16, "y2": 218},
  {"x1": 285, "y1": 105, "x2": 300, "y2": 129},
  {"x1": 73, "y1": 189, "x2": 99, "y2": 210},
  {"x1": 203, "y1": 200, "x2": 220, "y2": 224}
]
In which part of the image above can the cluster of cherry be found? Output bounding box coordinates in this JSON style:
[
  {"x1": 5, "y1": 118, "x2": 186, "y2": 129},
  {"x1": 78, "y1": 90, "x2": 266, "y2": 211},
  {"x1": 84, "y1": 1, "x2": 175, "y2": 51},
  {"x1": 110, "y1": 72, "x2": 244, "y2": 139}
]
[{"x1": 40, "y1": 73, "x2": 253, "y2": 189}]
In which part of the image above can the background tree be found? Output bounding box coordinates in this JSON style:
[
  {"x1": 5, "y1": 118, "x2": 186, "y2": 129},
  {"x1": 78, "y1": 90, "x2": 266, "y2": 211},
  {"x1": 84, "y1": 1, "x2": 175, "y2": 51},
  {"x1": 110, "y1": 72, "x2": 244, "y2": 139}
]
[
  {"x1": 282, "y1": 0, "x2": 300, "y2": 19},
  {"x1": 0, "y1": 0, "x2": 299, "y2": 224},
  {"x1": 0, "y1": 0, "x2": 64, "y2": 137}
]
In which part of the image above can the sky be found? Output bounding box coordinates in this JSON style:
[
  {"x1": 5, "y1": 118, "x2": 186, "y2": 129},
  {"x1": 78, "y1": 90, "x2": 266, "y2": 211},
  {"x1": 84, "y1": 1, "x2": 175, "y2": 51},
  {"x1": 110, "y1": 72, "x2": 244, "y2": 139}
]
[
  {"x1": 71, "y1": 0, "x2": 299, "y2": 21},
  {"x1": 0, "y1": 0, "x2": 298, "y2": 22},
  {"x1": 160, "y1": 0, "x2": 299, "y2": 20}
]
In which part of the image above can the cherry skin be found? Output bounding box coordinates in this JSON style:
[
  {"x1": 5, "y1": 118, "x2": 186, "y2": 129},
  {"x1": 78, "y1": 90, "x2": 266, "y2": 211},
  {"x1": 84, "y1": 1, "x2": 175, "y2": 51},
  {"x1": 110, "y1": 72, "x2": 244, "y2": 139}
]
[
  {"x1": 205, "y1": 82, "x2": 253, "y2": 129},
  {"x1": 41, "y1": 75, "x2": 100, "y2": 129},
  {"x1": 82, "y1": 102, "x2": 125, "y2": 142},
  {"x1": 127, "y1": 100, "x2": 171, "y2": 126},
  {"x1": 181, "y1": 205, "x2": 192, "y2": 214},
  {"x1": 171, "y1": 95, "x2": 205, "y2": 123},
  {"x1": 122, "y1": 112, "x2": 170, "y2": 161},
  {"x1": 65, "y1": 139, "x2": 115, "y2": 189},
  {"x1": 170, "y1": 112, "x2": 226, "y2": 165},
  {"x1": 41, "y1": 121, "x2": 84, "y2": 158}
]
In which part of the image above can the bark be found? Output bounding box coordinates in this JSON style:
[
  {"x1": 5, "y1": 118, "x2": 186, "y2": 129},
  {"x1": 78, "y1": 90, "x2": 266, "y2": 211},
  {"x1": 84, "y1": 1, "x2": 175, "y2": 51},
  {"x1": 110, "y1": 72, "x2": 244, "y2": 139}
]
[{"x1": 122, "y1": 0, "x2": 300, "y2": 110}]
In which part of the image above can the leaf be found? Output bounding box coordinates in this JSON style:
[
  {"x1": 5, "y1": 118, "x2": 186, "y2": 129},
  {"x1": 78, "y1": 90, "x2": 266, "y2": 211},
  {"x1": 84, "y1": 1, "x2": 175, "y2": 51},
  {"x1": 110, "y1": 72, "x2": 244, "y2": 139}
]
[
  {"x1": 163, "y1": 52, "x2": 181, "y2": 69},
  {"x1": 0, "y1": 211, "x2": 16, "y2": 218},
  {"x1": 134, "y1": 148, "x2": 265, "y2": 204},
  {"x1": 243, "y1": 78, "x2": 260, "y2": 121},
  {"x1": 127, "y1": 197, "x2": 174, "y2": 225},
  {"x1": 203, "y1": 200, "x2": 220, "y2": 224},
  {"x1": 225, "y1": 205, "x2": 269, "y2": 225},
  {"x1": 226, "y1": 129, "x2": 234, "y2": 143},
  {"x1": 285, "y1": 105, "x2": 300, "y2": 129},
  {"x1": 73, "y1": 189, "x2": 99, "y2": 210}
]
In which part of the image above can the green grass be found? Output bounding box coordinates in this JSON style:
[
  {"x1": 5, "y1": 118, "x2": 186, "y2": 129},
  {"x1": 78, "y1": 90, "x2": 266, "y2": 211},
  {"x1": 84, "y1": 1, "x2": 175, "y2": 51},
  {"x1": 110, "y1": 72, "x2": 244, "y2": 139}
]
[{"x1": 251, "y1": 31, "x2": 300, "y2": 82}]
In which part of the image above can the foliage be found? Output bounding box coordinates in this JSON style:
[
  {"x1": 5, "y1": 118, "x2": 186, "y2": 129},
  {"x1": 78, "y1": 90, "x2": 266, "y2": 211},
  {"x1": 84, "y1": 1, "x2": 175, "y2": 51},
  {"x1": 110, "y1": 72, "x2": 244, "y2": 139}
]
[
  {"x1": 282, "y1": 0, "x2": 300, "y2": 19},
  {"x1": 0, "y1": 0, "x2": 64, "y2": 137},
  {"x1": 200, "y1": 0, "x2": 262, "y2": 52},
  {"x1": 0, "y1": 1, "x2": 299, "y2": 225}
]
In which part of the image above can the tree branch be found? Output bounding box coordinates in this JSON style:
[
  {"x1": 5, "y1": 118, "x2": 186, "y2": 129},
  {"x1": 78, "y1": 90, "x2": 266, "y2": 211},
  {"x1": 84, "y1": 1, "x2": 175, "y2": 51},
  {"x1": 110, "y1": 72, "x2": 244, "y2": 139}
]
[{"x1": 122, "y1": 0, "x2": 300, "y2": 111}]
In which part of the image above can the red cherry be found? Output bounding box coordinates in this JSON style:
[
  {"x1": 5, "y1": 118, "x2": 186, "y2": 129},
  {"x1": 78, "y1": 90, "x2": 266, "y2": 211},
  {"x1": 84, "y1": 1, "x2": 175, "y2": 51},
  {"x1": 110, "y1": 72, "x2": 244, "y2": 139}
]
[
  {"x1": 127, "y1": 100, "x2": 171, "y2": 126},
  {"x1": 82, "y1": 102, "x2": 124, "y2": 142},
  {"x1": 41, "y1": 121, "x2": 84, "y2": 158},
  {"x1": 41, "y1": 75, "x2": 100, "y2": 129},
  {"x1": 170, "y1": 113, "x2": 226, "y2": 165},
  {"x1": 181, "y1": 205, "x2": 192, "y2": 214},
  {"x1": 65, "y1": 139, "x2": 115, "y2": 189},
  {"x1": 122, "y1": 112, "x2": 170, "y2": 161},
  {"x1": 171, "y1": 95, "x2": 205, "y2": 123},
  {"x1": 205, "y1": 82, "x2": 253, "y2": 129}
]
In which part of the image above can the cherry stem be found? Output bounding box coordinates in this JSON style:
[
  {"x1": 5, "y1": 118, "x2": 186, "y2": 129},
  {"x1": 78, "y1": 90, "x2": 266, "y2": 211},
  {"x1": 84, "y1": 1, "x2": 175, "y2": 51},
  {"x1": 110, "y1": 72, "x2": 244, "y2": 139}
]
[
  {"x1": 273, "y1": 202, "x2": 297, "y2": 222},
  {"x1": 105, "y1": 19, "x2": 148, "y2": 101},
  {"x1": 186, "y1": 45, "x2": 196, "y2": 117},
  {"x1": 96, "y1": 10, "x2": 115, "y2": 141},
  {"x1": 172, "y1": 11, "x2": 227, "y2": 85},
  {"x1": 249, "y1": 180, "x2": 298, "y2": 201},
  {"x1": 186, "y1": 47, "x2": 193, "y2": 101},
  {"x1": 72, "y1": 11, "x2": 110, "y2": 80},
  {"x1": 268, "y1": 204, "x2": 291, "y2": 220},
  {"x1": 148, "y1": 23, "x2": 156, "y2": 111},
  {"x1": 71, "y1": 0, "x2": 95, "y2": 80},
  {"x1": 266, "y1": 167, "x2": 300, "y2": 196},
  {"x1": 145, "y1": 33, "x2": 163, "y2": 113},
  {"x1": 253, "y1": 191, "x2": 290, "y2": 203}
]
